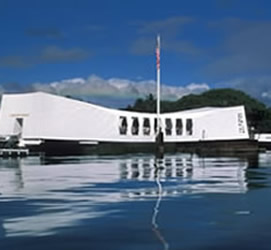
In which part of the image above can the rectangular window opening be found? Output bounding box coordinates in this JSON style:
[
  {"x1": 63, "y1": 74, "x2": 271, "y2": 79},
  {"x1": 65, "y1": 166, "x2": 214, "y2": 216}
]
[
  {"x1": 143, "y1": 118, "x2": 151, "y2": 135},
  {"x1": 165, "y1": 118, "x2": 172, "y2": 136},
  {"x1": 119, "y1": 116, "x2": 128, "y2": 135},
  {"x1": 186, "y1": 118, "x2": 193, "y2": 136},
  {"x1": 131, "y1": 117, "x2": 139, "y2": 135},
  {"x1": 176, "y1": 118, "x2": 183, "y2": 135}
]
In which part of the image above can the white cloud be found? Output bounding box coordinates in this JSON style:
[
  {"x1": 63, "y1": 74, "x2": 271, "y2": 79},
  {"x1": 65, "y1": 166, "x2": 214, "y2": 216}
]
[
  {"x1": 136, "y1": 16, "x2": 195, "y2": 36},
  {"x1": 262, "y1": 92, "x2": 271, "y2": 99},
  {"x1": 130, "y1": 16, "x2": 201, "y2": 57},
  {"x1": 216, "y1": 76, "x2": 271, "y2": 106},
  {"x1": 0, "y1": 55, "x2": 31, "y2": 68},
  {"x1": 0, "y1": 46, "x2": 90, "y2": 69},
  {"x1": 203, "y1": 19, "x2": 271, "y2": 78},
  {"x1": 32, "y1": 74, "x2": 210, "y2": 107},
  {"x1": 25, "y1": 28, "x2": 63, "y2": 39},
  {"x1": 40, "y1": 46, "x2": 89, "y2": 62}
]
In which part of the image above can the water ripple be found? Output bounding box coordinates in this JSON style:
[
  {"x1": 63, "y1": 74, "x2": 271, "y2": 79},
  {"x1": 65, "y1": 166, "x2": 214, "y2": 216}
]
[{"x1": 1, "y1": 153, "x2": 271, "y2": 249}]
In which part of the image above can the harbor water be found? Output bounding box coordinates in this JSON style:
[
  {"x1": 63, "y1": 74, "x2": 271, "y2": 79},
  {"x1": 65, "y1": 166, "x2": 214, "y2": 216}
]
[{"x1": 1, "y1": 153, "x2": 271, "y2": 250}]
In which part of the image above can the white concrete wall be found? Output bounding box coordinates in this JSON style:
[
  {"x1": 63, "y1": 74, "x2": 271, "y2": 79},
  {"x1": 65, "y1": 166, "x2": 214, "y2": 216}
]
[{"x1": 0, "y1": 92, "x2": 249, "y2": 142}]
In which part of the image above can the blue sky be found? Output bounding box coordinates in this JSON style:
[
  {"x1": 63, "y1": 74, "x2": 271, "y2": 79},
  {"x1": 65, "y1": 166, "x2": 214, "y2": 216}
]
[{"x1": 1, "y1": 0, "x2": 271, "y2": 107}]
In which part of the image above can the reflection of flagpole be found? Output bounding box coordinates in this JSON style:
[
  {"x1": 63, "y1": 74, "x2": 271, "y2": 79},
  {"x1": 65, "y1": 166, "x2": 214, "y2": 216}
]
[
  {"x1": 152, "y1": 159, "x2": 169, "y2": 250},
  {"x1": 152, "y1": 165, "x2": 162, "y2": 228}
]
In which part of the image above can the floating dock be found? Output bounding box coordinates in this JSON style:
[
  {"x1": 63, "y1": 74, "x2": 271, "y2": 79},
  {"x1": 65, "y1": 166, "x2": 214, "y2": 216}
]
[{"x1": 0, "y1": 148, "x2": 29, "y2": 158}]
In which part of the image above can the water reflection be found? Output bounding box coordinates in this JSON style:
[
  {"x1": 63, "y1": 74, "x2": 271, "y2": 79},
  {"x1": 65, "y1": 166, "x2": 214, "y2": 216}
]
[
  {"x1": 0, "y1": 153, "x2": 269, "y2": 239},
  {"x1": 151, "y1": 159, "x2": 169, "y2": 250},
  {"x1": 121, "y1": 154, "x2": 249, "y2": 197},
  {"x1": 0, "y1": 158, "x2": 24, "y2": 193},
  {"x1": 0, "y1": 157, "x2": 123, "y2": 237}
]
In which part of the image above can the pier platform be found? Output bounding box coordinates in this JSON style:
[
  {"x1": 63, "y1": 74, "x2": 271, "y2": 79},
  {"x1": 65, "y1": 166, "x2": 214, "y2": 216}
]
[{"x1": 0, "y1": 148, "x2": 29, "y2": 158}]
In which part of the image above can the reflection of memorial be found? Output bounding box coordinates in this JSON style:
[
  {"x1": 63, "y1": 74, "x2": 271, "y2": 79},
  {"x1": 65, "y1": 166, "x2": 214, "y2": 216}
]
[
  {"x1": 0, "y1": 157, "x2": 123, "y2": 237},
  {"x1": 120, "y1": 154, "x2": 249, "y2": 197},
  {"x1": 0, "y1": 158, "x2": 24, "y2": 193},
  {"x1": 0, "y1": 154, "x2": 251, "y2": 237}
]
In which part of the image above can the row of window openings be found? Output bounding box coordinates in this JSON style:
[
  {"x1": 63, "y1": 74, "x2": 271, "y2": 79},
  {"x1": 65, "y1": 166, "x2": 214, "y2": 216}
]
[{"x1": 119, "y1": 117, "x2": 193, "y2": 136}]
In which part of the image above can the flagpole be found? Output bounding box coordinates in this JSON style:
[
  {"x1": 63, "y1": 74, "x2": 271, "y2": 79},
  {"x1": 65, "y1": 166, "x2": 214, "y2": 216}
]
[
  {"x1": 155, "y1": 34, "x2": 164, "y2": 158},
  {"x1": 156, "y1": 34, "x2": 161, "y2": 132}
]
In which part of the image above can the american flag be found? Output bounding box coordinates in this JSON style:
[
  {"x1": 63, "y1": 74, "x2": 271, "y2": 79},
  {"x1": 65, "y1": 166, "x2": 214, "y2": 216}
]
[{"x1": 156, "y1": 35, "x2": 160, "y2": 70}]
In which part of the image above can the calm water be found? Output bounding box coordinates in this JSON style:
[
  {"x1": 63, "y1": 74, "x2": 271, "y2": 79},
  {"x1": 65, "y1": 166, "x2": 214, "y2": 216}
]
[{"x1": 0, "y1": 153, "x2": 271, "y2": 250}]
